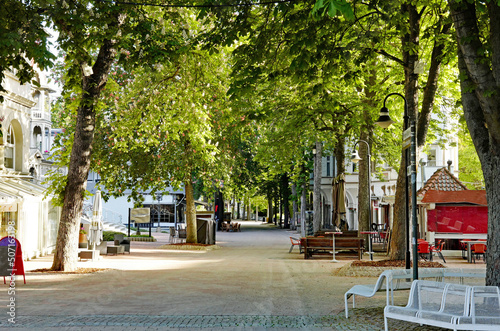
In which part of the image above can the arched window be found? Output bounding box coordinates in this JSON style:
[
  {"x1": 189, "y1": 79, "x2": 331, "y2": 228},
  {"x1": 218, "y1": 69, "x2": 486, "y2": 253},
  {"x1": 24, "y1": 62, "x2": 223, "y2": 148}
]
[{"x1": 5, "y1": 125, "x2": 15, "y2": 169}]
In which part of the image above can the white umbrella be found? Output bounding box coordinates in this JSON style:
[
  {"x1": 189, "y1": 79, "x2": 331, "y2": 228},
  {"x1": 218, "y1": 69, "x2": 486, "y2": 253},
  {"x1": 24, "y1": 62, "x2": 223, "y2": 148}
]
[{"x1": 88, "y1": 190, "x2": 103, "y2": 257}]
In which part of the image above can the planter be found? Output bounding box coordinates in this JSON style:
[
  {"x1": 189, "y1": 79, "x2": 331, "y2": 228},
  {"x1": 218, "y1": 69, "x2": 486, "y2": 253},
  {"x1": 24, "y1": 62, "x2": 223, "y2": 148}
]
[
  {"x1": 125, "y1": 237, "x2": 156, "y2": 242},
  {"x1": 79, "y1": 233, "x2": 87, "y2": 243}
]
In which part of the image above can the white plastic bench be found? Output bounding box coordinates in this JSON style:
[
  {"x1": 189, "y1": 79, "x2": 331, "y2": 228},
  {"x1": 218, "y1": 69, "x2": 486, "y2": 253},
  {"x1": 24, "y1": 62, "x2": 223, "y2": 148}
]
[
  {"x1": 384, "y1": 280, "x2": 500, "y2": 331},
  {"x1": 344, "y1": 268, "x2": 486, "y2": 318},
  {"x1": 384, "y1": 280, "x2": 470, "y2": 330},
  {"x1": 454, "y1": 285, "x2": 500, "y2": 330}
]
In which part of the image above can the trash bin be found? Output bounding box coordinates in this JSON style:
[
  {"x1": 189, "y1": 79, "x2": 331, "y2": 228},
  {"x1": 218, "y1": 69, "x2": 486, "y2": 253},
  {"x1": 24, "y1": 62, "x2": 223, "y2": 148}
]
[{"x1": 197, "y1": 218, "x2": 216, "y2": 244}]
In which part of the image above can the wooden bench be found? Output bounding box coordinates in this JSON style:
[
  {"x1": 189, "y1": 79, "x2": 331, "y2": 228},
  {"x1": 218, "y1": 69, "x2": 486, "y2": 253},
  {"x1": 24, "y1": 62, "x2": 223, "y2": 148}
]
[
  {"x1": 301, "y1": 237, "x2": 364, "y2": 259},
  {"x1": 315, "y1": 230, "x2": 358, "y2": 238},
  {"x1": 384, "y1": 280, "x2": 500, "y2": 331}
]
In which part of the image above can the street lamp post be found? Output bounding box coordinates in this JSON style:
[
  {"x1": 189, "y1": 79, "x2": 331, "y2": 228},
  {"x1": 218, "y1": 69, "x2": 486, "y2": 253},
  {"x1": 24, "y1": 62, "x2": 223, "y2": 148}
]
[
  {"x1": 351, "y1": 140, "x2": 373, "y2": 261},
  {"x1": 156, "y1": 193, "x2": 163, "y2": 230},
  {"x1": 375, "y1": 92, "x2": 418, "y2": 280}
]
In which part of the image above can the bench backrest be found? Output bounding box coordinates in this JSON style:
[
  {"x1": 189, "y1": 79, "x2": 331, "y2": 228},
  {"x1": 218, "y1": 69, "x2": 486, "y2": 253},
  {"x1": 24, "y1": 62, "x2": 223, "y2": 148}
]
[
  {"x1": 315, "y1": 230, "x2": 358, "y2": 237},
  {"x1": 335, "y1": 238, "x2": 364, "y2": 247},
  {"x1": 440, "y1": 283, "x2": 471, "y2": 316},
  {"x1": 406, "y1": 280, "x2": 471, "y2": 316},
  {"x1": 304, "y1": 237, "x2": 331, "y2": 247},
  {"x1": 470, "y1": 286, "x2": 500, "y2": 318},
  {"x1": 409, "y1": 280, "x2": 448, "y2": 312}
]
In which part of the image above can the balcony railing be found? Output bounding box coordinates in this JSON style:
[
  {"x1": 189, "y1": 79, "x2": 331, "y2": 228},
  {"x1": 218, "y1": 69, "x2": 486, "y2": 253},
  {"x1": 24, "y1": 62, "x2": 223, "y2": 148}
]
[{"x1": 31, "y1": 109, "x2": 51, "y2": 121}]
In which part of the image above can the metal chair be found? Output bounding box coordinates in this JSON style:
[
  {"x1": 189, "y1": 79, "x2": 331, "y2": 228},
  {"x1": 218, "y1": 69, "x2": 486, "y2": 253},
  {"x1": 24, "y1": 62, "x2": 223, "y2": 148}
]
[
  {"x1": 472, "y1": 243, "x2": 486, "y2": 263},
  {"x1": 289, "y1": 237, "x2": 302, "y2": 253},
  {"x1": 418, "y1": 241, "x2": 431, "y2": 261},
  {"x1": 431, "y1": 240, "x2": 446, "y2": 263}
]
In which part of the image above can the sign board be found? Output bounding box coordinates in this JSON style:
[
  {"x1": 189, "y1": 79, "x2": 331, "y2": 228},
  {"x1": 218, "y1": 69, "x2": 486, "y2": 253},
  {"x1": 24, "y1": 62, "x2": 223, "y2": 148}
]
[
  {"x1": 0, "y1": 236, "x2": 25, "y2": 282},
  {"x1": 130, "y1": 208, "x2": 150, "y2": 223},
  {"x1": 402, "y1": 127, "x2": 411, "y2": 150}
]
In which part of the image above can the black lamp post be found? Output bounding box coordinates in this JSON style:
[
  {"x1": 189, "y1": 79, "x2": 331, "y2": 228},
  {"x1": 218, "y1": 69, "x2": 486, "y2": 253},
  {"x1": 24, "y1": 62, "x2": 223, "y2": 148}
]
[
  {"x1": 375, "y1": 93, "x2": 418, "y2": 280},
  {"x1": 351, "y1": 140, "x2": 373, "y2": 260},
  {"x1": 156, "y1": 193, "x2": 163, "y2": 230}
]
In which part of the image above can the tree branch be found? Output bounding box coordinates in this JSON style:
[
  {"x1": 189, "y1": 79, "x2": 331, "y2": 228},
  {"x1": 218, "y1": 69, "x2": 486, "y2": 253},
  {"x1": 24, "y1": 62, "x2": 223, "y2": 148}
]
[{"x1": 417, "y1": 20, "x2": 452, "y2": 147}]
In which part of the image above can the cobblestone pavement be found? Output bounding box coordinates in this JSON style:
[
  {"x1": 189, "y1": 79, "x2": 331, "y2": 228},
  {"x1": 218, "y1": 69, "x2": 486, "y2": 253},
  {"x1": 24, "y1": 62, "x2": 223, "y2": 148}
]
[
  {"x1": 1, "y1": 308, "x2": 448, "y2": 330},
  {"x1": 4, "y1": 221, "x2": 481, "y2": 330}
]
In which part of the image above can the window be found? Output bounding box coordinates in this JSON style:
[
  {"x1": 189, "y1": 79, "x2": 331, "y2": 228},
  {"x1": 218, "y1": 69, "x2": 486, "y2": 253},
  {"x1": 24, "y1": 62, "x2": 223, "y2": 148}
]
[
  {"x1": 428, "y1": 149, "x2": 437, "y2": 167},
  {"x1": 5, "y1": 125, "x2": 14, "y2": 169},
  {"x1": 44, "y1": 127, "x2": 50, "y2": 152},
  {"x1": 326, "y1": 156, "x2": 331, "y2": 177}
]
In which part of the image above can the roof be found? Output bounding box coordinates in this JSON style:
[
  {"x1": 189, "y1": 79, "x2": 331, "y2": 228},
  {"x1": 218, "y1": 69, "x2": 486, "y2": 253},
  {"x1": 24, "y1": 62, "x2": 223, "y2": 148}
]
[
  {"x1": 421, "y1": 190, "x2": 487, "y2": 206},
  {"x1": 418, "y1": 167, "x2": 468, "y2": 197}
]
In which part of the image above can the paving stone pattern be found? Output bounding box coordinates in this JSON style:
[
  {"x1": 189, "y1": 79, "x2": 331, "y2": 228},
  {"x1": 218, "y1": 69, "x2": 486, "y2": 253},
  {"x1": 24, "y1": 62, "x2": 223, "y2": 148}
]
[
  {"x1": 3, "y1": 308, "x2": 447, "y2": 330},
  {"x1": 9, "y1": 222, "x2": 474, "y2": 331}
]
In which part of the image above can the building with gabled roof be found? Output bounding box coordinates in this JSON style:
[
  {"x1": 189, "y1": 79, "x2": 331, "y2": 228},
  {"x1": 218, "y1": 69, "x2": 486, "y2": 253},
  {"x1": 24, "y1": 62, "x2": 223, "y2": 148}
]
[
  {"x1": 418, "y1": 167, "x2": 487, "y2": 250},
  {"x1": 418, "y1": 167, "x2": 468, "y2": 197}
]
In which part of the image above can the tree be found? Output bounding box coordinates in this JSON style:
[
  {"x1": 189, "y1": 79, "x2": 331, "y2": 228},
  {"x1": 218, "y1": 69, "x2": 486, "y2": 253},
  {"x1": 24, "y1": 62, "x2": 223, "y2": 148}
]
[
  {"x1": 365, "y1": 2, "x2": 454, "y2": 261},
  {"x1": 88, "y1": 47, "x2": 236, "y2": 244},
  {"x1": 0, "y1": 0, "x2": 55, "y2": 100},
  {"x1": 448, "y1": 0, "x2": 500, "y2": 286},
  {"x1": 458, "y1": 129, "x2": 484, "y2": 189},
  {"x1": 44, "y1": 2, "x2": 186, "y2": 271}
]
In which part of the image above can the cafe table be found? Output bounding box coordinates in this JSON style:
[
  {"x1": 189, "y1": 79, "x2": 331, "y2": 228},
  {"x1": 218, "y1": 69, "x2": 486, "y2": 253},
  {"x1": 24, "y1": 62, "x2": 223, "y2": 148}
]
[
  {"x1": 460, "y1": 240, "x2": 487, "y2": 263},
  {"x1": 360, "y1": 231, "x2": 378, "y2": 261},
  {"x1": 325, "y1": 231, "x2": 343, "y2": 262}
]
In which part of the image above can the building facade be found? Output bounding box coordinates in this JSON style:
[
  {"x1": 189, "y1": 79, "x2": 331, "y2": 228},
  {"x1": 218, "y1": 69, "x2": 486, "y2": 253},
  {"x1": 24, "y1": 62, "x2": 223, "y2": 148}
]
[{"x1": 0, "y1": 69, "x2": 60, "y2": 259}]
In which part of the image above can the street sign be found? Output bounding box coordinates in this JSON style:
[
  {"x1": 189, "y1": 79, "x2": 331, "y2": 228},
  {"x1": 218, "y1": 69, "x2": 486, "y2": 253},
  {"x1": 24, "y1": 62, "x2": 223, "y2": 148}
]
[
  {"x1": 402, "y1": 127, "x2": 411, "y2": 149},
  {"x1": 131, "y1": 208, "x2": 151, "y2": 223}
]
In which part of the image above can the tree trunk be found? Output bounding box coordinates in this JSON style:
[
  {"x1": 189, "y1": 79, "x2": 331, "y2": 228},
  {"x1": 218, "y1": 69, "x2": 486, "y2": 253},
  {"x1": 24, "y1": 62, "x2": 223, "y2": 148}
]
[
  {"x1": 185, "y1": 180, "x2": 197, "y2": 244},
  {"x1": 51, "y1": 39, "x2": 117, "y2": 271},
  {"x1": 292, "y1": 183, "x2": 298, "y2": 229},
  {"x1": 374, "y1": 3, "x2": 450, "y2": 261},
  {"x1": 449, "y1": 0, "x2": 500, "y2": 286},
  {"x1": 313, "y1": 141, "x2": 323, "y2": 233},
  {"x1": 388, "y1": 161, "x2": 408, "y2": 260},
  {"x1": 335, "y1": 137, "x2": 345, "y2": 175},
  {"x1": 274, "y1": 185, "x2": 278, "y2": 225},
  {"x1": 357, "y1": 131, "x2": 371, "y2": 244},
  {"x1": 389, "y1": 3, "x2": 420, "y2": 262},
  {"x1": 282, "y1": 173, "x2": 290, "y2": 228},
  {"x1": 246, "y1": 200, "x2": 251, "y2": 221},
  {"x1": 301, "y1": 181, "x2": 307, "y2": 237},
  {"x1": 267, "y1": 188, "x2": 273, "y2": 223}
]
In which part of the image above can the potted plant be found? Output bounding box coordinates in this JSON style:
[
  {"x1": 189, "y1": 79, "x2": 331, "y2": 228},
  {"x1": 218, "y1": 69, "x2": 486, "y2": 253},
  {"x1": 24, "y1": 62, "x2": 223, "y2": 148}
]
[{"x1": 79, "y1": 226, "x2": 87, "y2": 243}]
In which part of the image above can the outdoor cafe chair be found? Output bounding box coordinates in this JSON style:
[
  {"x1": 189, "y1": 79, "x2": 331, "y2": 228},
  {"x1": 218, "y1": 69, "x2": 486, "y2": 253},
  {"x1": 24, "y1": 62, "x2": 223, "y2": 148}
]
[
  {"x1": 418, "y1": 240, "x2": 431, "y2": 261},
  {"x1": 460, "y1": 239, "x2": 476, "y2": 259},
  {"x1": 431, "y1": 240, "x2": 446, "y2": 263},
  {"x1": 472, "y1": 243, "x2": 486, "y2": 263},
  {"x1": 289, "y1": 237, "x2": 302, "y2": 253}
]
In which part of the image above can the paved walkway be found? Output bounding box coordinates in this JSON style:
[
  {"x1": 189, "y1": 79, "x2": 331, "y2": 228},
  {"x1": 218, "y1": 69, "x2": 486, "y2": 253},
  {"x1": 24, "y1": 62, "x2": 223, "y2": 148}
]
[{"x1": 1, "y1": 221, "x2": 486, "y2": 330}]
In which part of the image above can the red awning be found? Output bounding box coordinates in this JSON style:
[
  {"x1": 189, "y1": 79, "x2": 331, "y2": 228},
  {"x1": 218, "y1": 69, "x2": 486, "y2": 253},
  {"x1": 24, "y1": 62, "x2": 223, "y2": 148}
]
[{"x1": 421, "y1": 190, "x2": 487, "y2": 206}]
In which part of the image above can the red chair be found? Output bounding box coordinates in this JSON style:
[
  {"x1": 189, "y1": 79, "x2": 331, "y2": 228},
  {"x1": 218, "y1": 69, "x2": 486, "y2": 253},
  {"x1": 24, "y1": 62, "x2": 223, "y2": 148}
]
[
  {"x1": 460, "y1": 240, "x2": 472, "y2": 259},
  {"x1": 418, "y1": 241, "x2": 431, "y2": 261},
  {"x1": 472, "y1": 243, "x2": 486, "y2": 263},
  {"x1": 431, "y1": 240, "x2": 446, "y2": 263}
]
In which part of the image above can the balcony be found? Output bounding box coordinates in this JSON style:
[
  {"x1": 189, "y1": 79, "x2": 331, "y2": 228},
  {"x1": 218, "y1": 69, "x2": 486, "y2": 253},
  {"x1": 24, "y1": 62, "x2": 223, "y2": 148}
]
[{"x1": 31, "y1": 109, "x2": 51, "y2": 121}]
